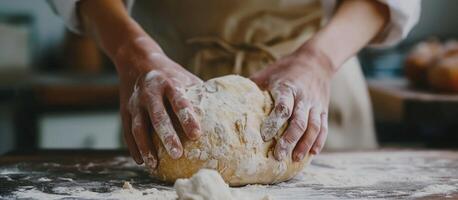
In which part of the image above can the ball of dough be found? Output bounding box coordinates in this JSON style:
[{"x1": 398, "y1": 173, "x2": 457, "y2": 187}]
[
  {"x1": 427, "y1": 56, "x2": 458, "y2": 93},
  {"x1": 405, "y1": 40, "x2": 443, "y2": 86},
  {"x1": 148, "y1": 75, "x2": 311, "y2": 186}
]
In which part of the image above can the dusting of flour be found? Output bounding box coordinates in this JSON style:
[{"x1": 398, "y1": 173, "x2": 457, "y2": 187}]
[{"x1": 6, "y1": 150, "x2": 458, "y2": 199}]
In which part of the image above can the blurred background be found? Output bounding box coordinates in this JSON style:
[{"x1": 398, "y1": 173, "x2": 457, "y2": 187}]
[{"x1": 0, "y1": 0, "x2": 457, "y2": 154}]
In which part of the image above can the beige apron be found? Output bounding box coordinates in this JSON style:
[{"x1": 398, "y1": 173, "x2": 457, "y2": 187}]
[{"x1": 132, "y1": 0, "x2": 377, "y2": 150}]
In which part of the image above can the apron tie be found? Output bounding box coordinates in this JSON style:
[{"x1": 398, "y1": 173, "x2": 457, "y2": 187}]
[{"x1": 187, "y1": 37, "x2": 276, "y2": 76}]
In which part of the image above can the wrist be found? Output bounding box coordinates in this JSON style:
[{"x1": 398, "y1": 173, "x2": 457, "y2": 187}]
[
  {"x1": 114, "y1": 35, "x2": 165, "y2": 80},
  {"x1": 295, "y1": 40, "x2": 337, "y2": 78}
]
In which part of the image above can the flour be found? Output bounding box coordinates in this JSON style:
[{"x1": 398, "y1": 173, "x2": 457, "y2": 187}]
[
  {"x1": 12, "y1": 170, "x2": 269, "y2": 200},
  {"x1": 57, "y1": 177, "x2": 74, "y2": 182},
  {"x1": 37, "y1": 177, "x2": 52, "y2": 182},
  {"x1": 280, "y1": 151, "x2": 437, "y2": 187},
  {"x1": 4, "y1": 150, "x2": 458, "y2": 199},
  {"x1": 411, "y1": 184, "x2": 458, "y2": 197},
  {"x1": 0, "y1": 167, "x2": 22, "y2": 175},
  {"x1": 174, "y1": 169, "x2": 270, "y2": 200},
  {"x1": 13, "y1": 184, "x2": 177, "y2": 200}
]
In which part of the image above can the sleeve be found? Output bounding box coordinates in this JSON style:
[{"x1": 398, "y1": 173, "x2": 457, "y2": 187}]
[
  {"x1": 47, "y1": 0, "x2": 135, "y2": 34},
  {"x1": 320, "y1": 0, "x2": 421, "y2": 48}
]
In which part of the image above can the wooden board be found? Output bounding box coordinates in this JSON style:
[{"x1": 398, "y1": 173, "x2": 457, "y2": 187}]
[{"x1": 0, "y1": 149, "x2": 457, "y2": 199}]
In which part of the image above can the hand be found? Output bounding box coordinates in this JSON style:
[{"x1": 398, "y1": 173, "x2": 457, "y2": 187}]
[
  {"x1": 115, "y1": 37, "x2": 202, "y2": 169},
  {"x1": 251, "y1": 46, "x2": 334, "y2": 162}
]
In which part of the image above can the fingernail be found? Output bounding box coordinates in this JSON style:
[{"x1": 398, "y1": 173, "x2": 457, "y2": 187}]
[
  {"x1": 261, "y1": 122, "x2": 276, "y2": 141},
  {"x1": 143, "y1": 153, "x2": 157, "y2": 169},
  {"x1": 132, "y1": 154, "x2": 143, "y2": 164},
  {"x1": 169, "y1": 147, "x2": 182, "y2": 159},
  {"x1": 190, "y1": 129, "x2": 201, "y2": 140},
  {"x1": 310, "y1": 148, "x2": 318, "y2": 155},
  {"x1": 145, "y1": 158, "x2": 157, "y2": 169}
]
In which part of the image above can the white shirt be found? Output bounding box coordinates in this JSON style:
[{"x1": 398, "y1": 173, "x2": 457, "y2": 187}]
[{"x1": 48, "y1": 0, "x2": 420, "y2": 47}]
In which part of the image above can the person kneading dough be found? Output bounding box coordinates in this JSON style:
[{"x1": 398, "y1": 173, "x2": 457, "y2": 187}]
[{"x1": 49, "y1": 0, "x2": 420, "y2": 184}]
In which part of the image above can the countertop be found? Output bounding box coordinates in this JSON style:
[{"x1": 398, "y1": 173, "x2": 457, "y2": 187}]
[{"x1": 1, "y1": 149, "x2": 457, "y2": 199}]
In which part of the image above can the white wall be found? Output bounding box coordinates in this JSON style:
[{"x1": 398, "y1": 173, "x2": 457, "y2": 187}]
[{"x1": 406, "y1": 0, "x2": 458, "y2": 43}]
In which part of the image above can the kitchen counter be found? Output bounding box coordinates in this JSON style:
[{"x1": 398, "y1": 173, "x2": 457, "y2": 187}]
[{"x1": 1, "y1": 149, "x2": 457, "y2": 199}]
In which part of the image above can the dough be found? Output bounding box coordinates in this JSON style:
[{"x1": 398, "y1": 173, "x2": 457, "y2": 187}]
[
  {"x1": 174, "y1": 169, "x2": 269, "y2": 200},
  {"x1": 149, "y1": 75, "x2": 311, "y2": 186}
]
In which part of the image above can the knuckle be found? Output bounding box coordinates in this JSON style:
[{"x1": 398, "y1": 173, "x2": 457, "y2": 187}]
[
  {"x1": 151, "y1": 111, "x2": 169, "y2": 126},
  {"x1": 164, "y1": 134, "x2": 177, "y2": 145},
  {"x1": 291, "y1": 118, "x2": 308, "y2": 132},
  {"x1": 308, "y1": 119, "x2": 321, "y2": 132},
  {"x1": 283, "y1": 132, "x2": 300, "y2": 145},
  {"x1": 174, "y1": 96, "x2": 190, "y2": 109},
  {"x1": 298, "y1": 142, "x2": 312, "y2": 152}
]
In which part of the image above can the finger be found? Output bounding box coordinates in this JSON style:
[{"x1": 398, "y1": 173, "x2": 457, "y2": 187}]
[
  {"x1": 130, "y1": 109, "x2": 158, "y2": 169},
  {"x1": 121, "y1": 108, "x2": 143, "y2": 164},
  {"x1": 261, "y1": 83, "x2": 295, "y2": 141},
  {"x1": 165, "y1": 85, "x2": 201, "y2": 140},
  {"x1": 310, "y1": 112, "x2": 328, "y2": 155},
  {"x1": 293, "y1": 107, "x2": 321, "y2": 162},
  {"x1": 147, "y1": 95, "x2": 183, "y2": 159},
  {"x1": 274, "y1": 101, "x2": 309, "y2": 161}
]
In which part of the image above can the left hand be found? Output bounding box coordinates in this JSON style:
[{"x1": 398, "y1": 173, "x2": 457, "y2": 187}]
[{"x1": 250, "y1": 46, "x2": 334, "y2": 162}]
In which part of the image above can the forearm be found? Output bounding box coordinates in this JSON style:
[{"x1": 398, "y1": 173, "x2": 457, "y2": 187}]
[
  {"x1": 299, "y1": 0, "x2": 389, "y2": 72},
  {"x1": 78, "y1": 0, "x2": 163, "y2": 69}
]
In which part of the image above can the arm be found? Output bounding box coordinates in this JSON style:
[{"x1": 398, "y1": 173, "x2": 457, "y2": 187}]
[
  {"x1": 304, "y1": 0, "x2": 390, "y2": 72},
  {"x1": 78, "y1": 0, "x2": 202, "y2": 168},
  {"x1": 251, "y1": 0, "x2": 390, "y2": 161}
]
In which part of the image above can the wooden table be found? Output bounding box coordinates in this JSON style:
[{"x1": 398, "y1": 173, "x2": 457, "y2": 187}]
[{"x1": 1, "y1": 149, "x2": 457, "y2": 199}]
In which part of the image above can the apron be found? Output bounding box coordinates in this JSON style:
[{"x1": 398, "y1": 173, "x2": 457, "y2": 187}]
[{"x1": 132, "y1": 0, "x2": 377, "y2": 150}]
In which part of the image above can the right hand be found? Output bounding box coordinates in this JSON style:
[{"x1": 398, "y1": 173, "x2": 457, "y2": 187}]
[{"x1": 114, "y1": 37, "x2": 202, "y2": 169}]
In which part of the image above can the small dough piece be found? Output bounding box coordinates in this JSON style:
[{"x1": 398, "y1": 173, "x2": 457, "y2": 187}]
[
  {"x1": 149, "y1": 75, "x2": 311, "y2": 186},
  {"x1": 174, "y1": 169, "x2": 271, "y2": 200},
  {"x1": 174, "y1": 169, "x2": 236, "y2": 200}
]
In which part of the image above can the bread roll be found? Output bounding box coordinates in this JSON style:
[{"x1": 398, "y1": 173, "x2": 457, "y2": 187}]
[
  {"x1": 405, "y1": 40, "x2": 443, "y2": 86},
  {"x1": 427, "y1": 56, "x2": 458, "y2": 93}
]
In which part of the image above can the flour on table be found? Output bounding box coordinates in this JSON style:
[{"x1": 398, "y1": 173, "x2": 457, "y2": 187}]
[
  {"x1": 6, "y1": 150, "x2": 458, "y2": 199},
  {"x1": 14, "y1": 183, "x2": 177, "y2": 200},
  {"x1": 411, "y1": 184, "x2": 458, "y2": 197},
  {"x1": 37, "y1": 177, "x2": 52, "y2": 182}
]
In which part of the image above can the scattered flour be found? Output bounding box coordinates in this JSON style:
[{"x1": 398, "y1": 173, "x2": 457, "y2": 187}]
[
  {"x1": 37, "y1": 177, "x2": 52, "y2": 182},
  {"x1": 279, "y1": 151, "x2": 438, "y2": 188},
  {"x1": 411, "y1": 184, "x2": 458, "y2": 197},
  {"x1": 6, "y1": 151, "x2": 458, "y2": 199},
  {"x1": 1, "y1": 175, "x2": 13, "y2": 181},
  {"x1": 12, "y1": 170, "x2": 269, "y2": 200},
  {"x1": 13, "y1": 184, "x2": 176, "y2": 200},
  {"x1": 0, "y1": 167, "x2": 22, "y2": 175},
  {"x1": 57, "y1": 177, "x2": 74, "y2": 182}
]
